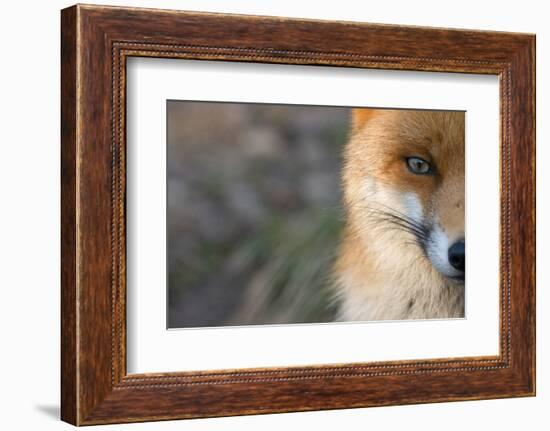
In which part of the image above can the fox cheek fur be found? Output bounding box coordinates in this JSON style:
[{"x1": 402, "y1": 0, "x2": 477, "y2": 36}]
[{"x1": 334, "y1": 109, "x2": 465, "y2": 321}]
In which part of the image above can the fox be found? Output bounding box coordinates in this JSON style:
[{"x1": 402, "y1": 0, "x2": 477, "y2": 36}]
[{"x1": 334, "y1": 108, "x2": 465, "y2": 321}]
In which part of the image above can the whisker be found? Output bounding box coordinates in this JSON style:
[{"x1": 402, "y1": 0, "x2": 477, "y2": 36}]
[{"x1": 344, "y1": 202, "x2": 430, "y2": 251}]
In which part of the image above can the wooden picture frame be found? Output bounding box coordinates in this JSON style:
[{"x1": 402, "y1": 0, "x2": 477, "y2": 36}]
[{"x1": 61, "y1": 4, "x2": 535, "y2": 425}]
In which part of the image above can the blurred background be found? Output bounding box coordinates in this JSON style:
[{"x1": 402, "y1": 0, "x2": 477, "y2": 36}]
[{"x1": 167, "y1": 101, "x2": 349, "y2": 328}]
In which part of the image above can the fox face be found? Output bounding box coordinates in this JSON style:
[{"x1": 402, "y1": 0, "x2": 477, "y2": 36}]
[{"x1": 337, "y1": 108, "x2": 465, "y2": 319}]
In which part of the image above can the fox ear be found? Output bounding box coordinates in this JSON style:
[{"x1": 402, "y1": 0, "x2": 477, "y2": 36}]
[{"x1": 351, "y1": 108, "x2": 377, "y2": 130}]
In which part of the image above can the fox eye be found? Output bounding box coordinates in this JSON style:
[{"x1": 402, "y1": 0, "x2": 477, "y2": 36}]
[{"x1": 406, "y1": 157, "x2": 432, "y2": 175}]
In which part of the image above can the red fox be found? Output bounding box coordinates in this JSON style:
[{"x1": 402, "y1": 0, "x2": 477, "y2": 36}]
[{"x1": 334, "y1": 109, "x2": 465, "y2": 321}]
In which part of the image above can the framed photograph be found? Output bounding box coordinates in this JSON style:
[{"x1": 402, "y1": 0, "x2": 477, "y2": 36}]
[{"x1": 61, "y1": 4, "x2": 536, "y2": 425}]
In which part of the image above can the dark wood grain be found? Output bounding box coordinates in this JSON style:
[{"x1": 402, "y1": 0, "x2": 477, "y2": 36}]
[
  {"x1": 61, "y1": 4, "x2": 535, "y2": 425},
  {"x1": 60, "y1": 5, "x2": 78, "y2": 425}
]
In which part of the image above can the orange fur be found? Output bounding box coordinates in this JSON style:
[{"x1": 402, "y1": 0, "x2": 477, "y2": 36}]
[{"x1": 334, "y1": 109, "x2": 465, "y2": 321}]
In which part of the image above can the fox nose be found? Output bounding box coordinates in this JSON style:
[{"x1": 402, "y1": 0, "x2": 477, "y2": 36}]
[{"x1": 448, "y1": 241, "x2": 465, "y2": 272}]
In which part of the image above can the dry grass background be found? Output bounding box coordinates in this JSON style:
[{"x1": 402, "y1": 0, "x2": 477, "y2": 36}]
[{"x1": 167, "y1": 101, "x2": 349, "y2": 328}]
